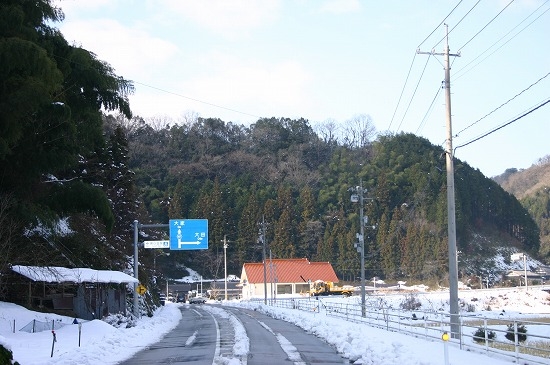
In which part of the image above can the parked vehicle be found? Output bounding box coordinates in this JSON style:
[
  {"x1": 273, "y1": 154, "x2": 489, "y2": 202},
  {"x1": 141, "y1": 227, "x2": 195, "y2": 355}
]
[
  {"x1": 189, "y1": 296, "x2": 206, "y2": 304},
  {"x1": 310, "y1": 280, "x2": 354, "y2": 297},
  {"x1": 176, "y1": 293, "x2": 186, "y2": 303}
]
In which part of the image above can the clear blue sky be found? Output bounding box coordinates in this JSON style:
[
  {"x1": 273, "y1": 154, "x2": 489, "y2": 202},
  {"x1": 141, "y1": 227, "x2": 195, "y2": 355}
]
[{"x1": 54, "y1": 0, "x2": 549, "y2": 177}]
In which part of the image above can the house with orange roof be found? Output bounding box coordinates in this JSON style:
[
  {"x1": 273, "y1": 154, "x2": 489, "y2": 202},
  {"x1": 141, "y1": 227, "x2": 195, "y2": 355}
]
[{"x1": 239, "y1": 258, "x2": 340, "y2": 299}]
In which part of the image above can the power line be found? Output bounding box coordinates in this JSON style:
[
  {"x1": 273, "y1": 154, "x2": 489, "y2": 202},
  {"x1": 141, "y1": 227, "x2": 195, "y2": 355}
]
[
  {"x1": 387, "y1": 53, "x2": 417, "y2": 131},
  {"x1": 415, "y1": 83, "x2": 442, "y2": 135},
  {"x1": 417, "y1": 0, "x2": 465, "y2": 49},
  {"x1": 51, "y1": 53, "x2": 262, "y2": 120},
  {"x1": 132, "y1": 80, "x2": 261, "y2": 119},
  {"x1": 456, "y1": 0, "x2": 515, "y2": 53},
  {"x1": 432, "y1": 0, "x2": 482, "y2": 50},
  {"x1": 388, "y1": 0, "x2": 464, "y2": 132},
  {"x1": 454, "y1": 1, "x2": 550, "y2": 80},
  {"x1": 394, "y1": 55, "x2": 433, "y2": 132},
  {"x1": 455, "y1": 98, "x2": 550, "y2": 150},
  {"x1": 455, "y1": 71, "x2": 550, "y2": 137}
]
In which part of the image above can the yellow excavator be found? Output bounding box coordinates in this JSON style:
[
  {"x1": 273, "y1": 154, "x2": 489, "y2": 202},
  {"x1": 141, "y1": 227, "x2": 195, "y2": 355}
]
[{"x1": 310, "y1": 280, "x2": 354, "y2": 297}]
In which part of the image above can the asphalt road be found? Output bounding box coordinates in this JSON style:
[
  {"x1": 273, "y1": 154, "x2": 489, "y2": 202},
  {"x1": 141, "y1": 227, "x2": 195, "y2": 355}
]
[{"x1": 118, "y1": 304, "x2": 349, "y2": 365}]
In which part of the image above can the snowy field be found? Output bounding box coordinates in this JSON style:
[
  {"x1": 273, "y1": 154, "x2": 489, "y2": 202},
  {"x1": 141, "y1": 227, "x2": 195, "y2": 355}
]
[{"x1": 1, "y1": 286, "x2": 549, "y2": 365}]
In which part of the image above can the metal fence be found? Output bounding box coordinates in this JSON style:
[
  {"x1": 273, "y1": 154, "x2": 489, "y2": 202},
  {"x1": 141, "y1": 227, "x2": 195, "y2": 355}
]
[{"x1": 253, "y1": 296, "x2": 550, "y2": 365}]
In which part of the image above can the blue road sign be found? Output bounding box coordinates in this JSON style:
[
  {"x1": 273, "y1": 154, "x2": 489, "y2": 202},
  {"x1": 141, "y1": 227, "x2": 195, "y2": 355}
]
[{"x1": 169, "y1": 219, "x2": 208, "y2": 250}]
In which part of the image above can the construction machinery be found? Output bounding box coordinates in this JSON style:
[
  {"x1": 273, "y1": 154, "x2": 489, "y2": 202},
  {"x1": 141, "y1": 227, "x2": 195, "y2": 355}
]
[{"x1": 310, "y1": 280, "x2": 354, "y2": 297}]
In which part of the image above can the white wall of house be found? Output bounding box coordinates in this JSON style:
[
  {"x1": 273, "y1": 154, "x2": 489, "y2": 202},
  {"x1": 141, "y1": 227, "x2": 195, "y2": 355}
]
[{"x1": 241, "y1": 282, "x2": 311, "y2": 299}]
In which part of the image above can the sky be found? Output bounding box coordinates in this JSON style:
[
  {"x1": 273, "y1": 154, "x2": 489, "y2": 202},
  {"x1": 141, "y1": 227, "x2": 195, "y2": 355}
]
[
  {"x1": 50, "y1": 0, "x2": 550, "y2": 178},
  {"x1": 2, "y1": 286, "x2": 550, "y2": 365}
]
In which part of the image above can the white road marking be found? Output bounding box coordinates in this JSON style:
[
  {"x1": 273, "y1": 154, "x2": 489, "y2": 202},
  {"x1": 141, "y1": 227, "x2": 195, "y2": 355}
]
[
  {"x1": 209, "y1": 312, "x2": 221, "y2": 365},
  {"x1": 257, "y1": 320, "x2": 306, "y2": 365}
]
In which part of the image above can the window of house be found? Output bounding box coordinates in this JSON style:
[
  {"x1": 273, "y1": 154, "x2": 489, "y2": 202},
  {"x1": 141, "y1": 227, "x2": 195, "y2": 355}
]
[
  {"x1": 276, "y1": 284, "x2": 292, "y2": 294},
  {"x1": 295, "y1": 283, "x2": 309, "y2": 294}
]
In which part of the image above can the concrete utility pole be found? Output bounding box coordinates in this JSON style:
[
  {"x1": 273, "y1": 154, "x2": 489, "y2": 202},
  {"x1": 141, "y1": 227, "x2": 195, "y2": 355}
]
[
  {"x1": 417, "y1": 24, "x2": 461, "y2": 338},
  {"x1": 133, "y1": 220, "x2": 139, "y2": 318},
  {"x1": 350, "y1": 180, "x2": 370, "y2": 317},
  {"x1": 258, "y1": 216, "x2": 268, "y2": 305},
  {"x1": 221, "y1": 234, "x2": 231, "y2": 301}
]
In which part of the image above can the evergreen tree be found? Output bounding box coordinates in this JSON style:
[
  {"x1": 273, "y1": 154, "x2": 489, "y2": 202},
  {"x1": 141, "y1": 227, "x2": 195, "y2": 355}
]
[
  {"x1": 271, "y1": 186, "x2": 296, "y2": 258},
  {"x1": 236, "y1": 187, "x2": 262, "y2": 264}
]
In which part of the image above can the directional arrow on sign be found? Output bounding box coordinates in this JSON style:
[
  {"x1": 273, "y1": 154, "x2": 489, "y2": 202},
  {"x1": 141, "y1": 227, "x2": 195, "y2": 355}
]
[
  {"x1": 136, "y1": 284, "x2": 147, "y2": 295},
  {"x1": 178, "y1": 240, "x2": 201, "y2": 248}
]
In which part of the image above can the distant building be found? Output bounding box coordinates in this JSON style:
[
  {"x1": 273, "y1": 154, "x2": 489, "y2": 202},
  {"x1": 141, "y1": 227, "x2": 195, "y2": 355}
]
[
  {"x1": 535, "y1": 265, "x2": 550, "y2": 278},
  {"x1": 239, "y1": 258, "x2": 339, "y2": 300}
]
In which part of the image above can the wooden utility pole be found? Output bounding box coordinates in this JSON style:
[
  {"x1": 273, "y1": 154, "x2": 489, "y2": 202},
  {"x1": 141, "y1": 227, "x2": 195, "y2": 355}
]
[{"x1": 417, "y1": 24, "x2": 461, "y2": 338}]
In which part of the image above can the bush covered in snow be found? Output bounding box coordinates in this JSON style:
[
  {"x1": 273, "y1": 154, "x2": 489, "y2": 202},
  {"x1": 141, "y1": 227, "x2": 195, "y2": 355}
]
[{"x1": 103, "y1": 313, "x2": 137, "y2": 328}]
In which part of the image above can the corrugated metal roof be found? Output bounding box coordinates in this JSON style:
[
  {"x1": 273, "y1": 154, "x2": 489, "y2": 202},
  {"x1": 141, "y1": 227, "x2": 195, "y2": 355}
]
[
  {"x1": 241, "y1": 258, "x2": 339, "y2": 284},
  {"x1": 11, "y1": 265, "x2": 138, "y2": 284}
]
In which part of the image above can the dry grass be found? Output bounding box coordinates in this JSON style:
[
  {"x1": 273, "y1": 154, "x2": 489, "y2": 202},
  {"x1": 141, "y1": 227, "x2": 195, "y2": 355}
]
[{"x1": 487, "y1": 340, "x2": 550, "y2": 359}]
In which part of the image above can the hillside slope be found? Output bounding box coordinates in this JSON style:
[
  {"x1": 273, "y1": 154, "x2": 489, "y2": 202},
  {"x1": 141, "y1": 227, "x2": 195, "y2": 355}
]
[
  {"x1": 494, "y1": 156, "x2": 550, "y2": 199},
  {"x1": 493, "y1": 156, "x2": 550, "y2": 260}
]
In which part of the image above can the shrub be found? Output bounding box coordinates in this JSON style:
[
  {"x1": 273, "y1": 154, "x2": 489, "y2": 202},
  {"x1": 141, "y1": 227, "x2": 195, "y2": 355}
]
[
  {"x1": 472, "y1": 327, "x2": 496, "y2": 343},
  {"x1": 400, "y1": 293, "x2": 422, "y2": 310},
  {"x1": 0, "y1": 344, "x2": 20, "y2": 365},
  {"x1": 505, "y1": 323, "x2": 527, "y2": 343},
  {"x1": 103, "y1": 312, "x2": 137, "y2": 328}
]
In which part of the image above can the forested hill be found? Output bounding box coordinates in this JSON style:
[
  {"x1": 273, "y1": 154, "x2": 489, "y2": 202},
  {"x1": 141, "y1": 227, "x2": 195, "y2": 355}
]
[
  {"x1": 493, "y1": 157, "x2": 550, "y2": 259},
  {"x1": 0, "y1": 1, "x2": 541, "y2": 292},
  {"x1": 119, "y1": 116, "x2": 540, "y2": 282}
]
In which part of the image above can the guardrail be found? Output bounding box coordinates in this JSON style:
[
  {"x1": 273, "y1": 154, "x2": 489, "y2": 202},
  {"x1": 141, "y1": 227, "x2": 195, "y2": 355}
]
[{"x1": 253, "y1": 297, "x2": 550, "y2": 364}]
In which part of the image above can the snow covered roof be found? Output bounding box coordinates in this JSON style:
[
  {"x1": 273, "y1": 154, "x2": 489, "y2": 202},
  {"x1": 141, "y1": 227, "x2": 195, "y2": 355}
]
[{"x1": 11, "y1": 265, "x2": 138, "y2": 284}]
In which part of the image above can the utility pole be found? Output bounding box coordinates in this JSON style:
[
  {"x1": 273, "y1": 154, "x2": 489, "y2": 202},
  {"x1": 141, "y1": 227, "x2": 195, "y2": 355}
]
[
  {"x1": 417, "y1": 24, "x2": 461, "y2": 338},
  {"x1": 350, "y1": 180, "x2": 370, "y2": 317},
  {"x1": 221, "y1": 234, "x2": 231, "y2": 301},
  {"x1": 258, "y1": 216, "x2": 268, "y2": 305},
  {"x1": 133, "y1": 220, "x2": 139, "y2": 318}
]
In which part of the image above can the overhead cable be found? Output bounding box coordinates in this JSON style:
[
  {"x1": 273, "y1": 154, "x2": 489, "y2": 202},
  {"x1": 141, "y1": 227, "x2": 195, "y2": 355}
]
[
  {"x1": 454, "y1": 1, "x2": 550, "y2": 80},
  {"x1": 454, "y1": 71, "x2": 550, "y2": 137},
  {"x1": 454, "y1": 98, "x2": 550, "y2": 150},
  {"x1": 432, "y1": 0, "x2": 482, "y2": 50},
  {"x1": 395, "y1": 55, "x2": 433, "y2": 132},
  {"x1": 456, "y1": 0, "x2": 516, "y2": 53},
  {"x1": 132, "y1": 80, "x2": 262, "y2": 119},
  {"x1": 387, "y1": 53, "x2": 417, "y2": 131},
  {"x1": 388, "y1": 0, "x2": 464, "y2": 131},
  {"x1": 417, "y1": 0, "x2": 464, "y2": 49},
  {"x1": 415, "y1": 84, "x2": 442, "y2": 135}
]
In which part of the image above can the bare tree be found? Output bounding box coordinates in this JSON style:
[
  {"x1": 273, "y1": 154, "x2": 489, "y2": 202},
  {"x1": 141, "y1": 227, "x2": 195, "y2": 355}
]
[
  {"x1": 146, "y1": 115, "x2": 176, "y2": 131},
  {"x1": 314, "y1": 118, "x2": 340, "y2": 145},
  {"x1": 178, "y1": 111, "x2": 200, "y2": 126},
  {"x1": 536, "y1": 154, "x2": 550, "y2": 166},
  {"x1": 342, "y1": 114, "x2": 376, "y2": 149}
]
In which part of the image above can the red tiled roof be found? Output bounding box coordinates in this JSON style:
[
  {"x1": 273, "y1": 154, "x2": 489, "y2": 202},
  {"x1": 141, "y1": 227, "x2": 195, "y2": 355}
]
[{"x1": 241, "y1": 258, "x2": 339, "y2": 284}]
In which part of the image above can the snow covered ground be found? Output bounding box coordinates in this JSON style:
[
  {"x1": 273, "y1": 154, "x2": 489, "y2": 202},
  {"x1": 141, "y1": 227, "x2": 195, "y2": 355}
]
[{"x1": 1, "y1": 286, "x2": 549, "y2": 365}]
